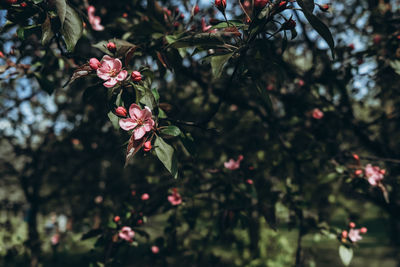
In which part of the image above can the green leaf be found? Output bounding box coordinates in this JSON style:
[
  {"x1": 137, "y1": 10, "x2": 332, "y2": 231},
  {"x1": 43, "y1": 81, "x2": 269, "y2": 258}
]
[
  {"x1": 92, "y1": 41, "x2": 110, "y2": 54},
  {"x1": 60, "y1": 4, "x2": 83, "y2": 52},
  {"x1": 139, "y1": 89, "x2": 156, "y2": 111},
  {"x1": 17, "y1": 27, "x2": 24, "y2": 40},
  {"x1": 210, "y1": 53, "x2": 233, "y2": 78},
  {"x1": 254, "y1": 82, "x2": 273, "y2": 113},
  {"x1": 389, "y1": 60, "x2": 400, "y2": 76},
  {"x1": 160, "y1": 126, "x2": 181, "y2": 137},
  {"x1": 301, "y1": 10, "x2": 335, "y2": 58},
  {"x1": 339, "y1": 245, "x2": 353, "y2": 266},
  {"x1": 41, "y1": 16, "x2": 54, "y2": 45},
  {"x1": 211, "y1": 20, "x2": 245, "y2": 29},
  {"x1": 55, "y1": 0, "x2": 67, "y2": 26},
  {"x1": 154, "y1": 136, "x2": 178, "y2": 178},
  {"x1": 167, "y1": 33, "x2": 226, "y2": 49},
  {"x1": 151, "y1": 88, "x2": 160, "y2": 103},
  {"x1": 297, "y1": 0, "x2": 315, "y2": 12},
  {"x1": 107, "y1": 112, "x2": 120, "y2": 130}
]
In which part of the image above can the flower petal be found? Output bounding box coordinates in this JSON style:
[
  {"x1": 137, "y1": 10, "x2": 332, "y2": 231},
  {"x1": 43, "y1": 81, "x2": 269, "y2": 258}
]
[
  {"x1": 103, "y1": 78, "x2": 117, "y2": 88},
  {"x1": 133, "y1": 127, "x2": 146, "y2": 140},
  {"x1": 117, "y1": 70, "x2": 128, "y2": 81},
  {"x1": 129, "y1": 104, "x2": 142, "y2": 119},
  {"x1": 119, "y1": 118, "x2": 137, "y2": 131}
]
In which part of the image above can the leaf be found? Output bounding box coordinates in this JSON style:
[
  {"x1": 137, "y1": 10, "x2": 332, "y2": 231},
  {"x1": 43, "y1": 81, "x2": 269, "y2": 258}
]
[
  {"x1": 41, "y1": 15, "x2": 54, "y2": 45},
  {"x1": 154, "y1": 136, "x2": 178, "y2": 178},
  {"x1": 297, "y1": 0, "x2": 315, "y2": 13},
  {"x1": 210, "y1": 53, "x2": 233, "y2": 78},
  {"x1": 167, "y1": 33, "x2": 226, "y2": 49},
  {"x1": 160, "y1": 126, "x2": 181, "y2": 137},
  {"x1": 33, "y1": 72, "x2": 55, "y2": 94},
  {"x1": 255, "y1": 82, "x2": 273, "y2": 113},
  {"x1": 211, "y1": 20, "x2": 245, "y2": 29},
  {"x1": 63, "y1": 63, "x2": 92, "y2": 87},
  {"x1": 125, "y1": 135, "x2": 147, "y2": 167},
  {"x1": 107, "y1": 112, "x2": 120, "y2": 130},
  {"x1": 151, "y1": 88, "x2": 160, "y2": 103},
  {"x1": 139, "y1": 89, "x2": 156, "y2": 111},
  {"x1": 60, "y1": 4, "x2": 83, "y2": 52},
  {"x1": 92, "y1": 41, "x2": 110, "y2": 54},
  {"x1": 55, "y1": 0, "x2": 67, "y2": 26},
  {"x1": 301, "y1": 9, "x2": 335, "y2": 58},
  {"x1": 389, "y1": 60, "x2": 400, "y2": 76},
  {"x1": 339, "y1": 245, "x2": 353, "y2": 266}
]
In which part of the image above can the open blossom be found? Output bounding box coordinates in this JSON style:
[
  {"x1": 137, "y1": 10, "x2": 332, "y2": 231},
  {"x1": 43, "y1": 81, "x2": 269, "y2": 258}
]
[
  {"x1": 87, "y1": 6, "x2": 104, "y2": 31},
  {"x1": 119, "y1": 104, "x2": 155, "y2": 140},
  {"x1": 348, "y1": 229, "x2": 362, "y2": 242},
  {"x1": 97, "y1": 55, "x2": 128, "y2": 88},
  {"x1": 119, "y1": 226, "x2": 135, "y2": 242},
  {"x1": 224, "y1": 155, "x2": 244, "y2": 170},
  {"x1": 364, "y1": 164, "x2": 385, "y2": 186},
  {"x1": 168, "y1": 188, "x2": 182, "y2": 206}
]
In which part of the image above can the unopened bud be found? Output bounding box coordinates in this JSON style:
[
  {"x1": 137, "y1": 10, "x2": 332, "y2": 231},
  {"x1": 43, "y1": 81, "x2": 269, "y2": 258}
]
[
  {"x1": 215, "y1": 0, "x2": 226, "y2": 13},
  {"x1": 143, "y1": 141, "x2": 152, "y2": 152},
  {"x1": 114, "y1": 216, "x2": 120, "y2": 222},
  {"x1": 349, "y1": 222, "x2": 356, "y2": 228},
  {"x1": 360, "y1": 227, "x2": 367, "y2": 234},
  {"x1": 193, "y1": 5, "x2": 200, "y2": 15},
  {"x1": 115, "y1": 106, "x2": 128, "y2": 117},
  {"x1": 89, "y1": 58, "x2": 101, "y2": 70},
  {"x1": 341, "y1": 230, "x2": 348, "y2": 238},
  {"x1": 131, "y1": 71, "x2": 142, "y2": 82},
  {"x1": 107, "y1": 42, "x2": 117, "y2": 53}
]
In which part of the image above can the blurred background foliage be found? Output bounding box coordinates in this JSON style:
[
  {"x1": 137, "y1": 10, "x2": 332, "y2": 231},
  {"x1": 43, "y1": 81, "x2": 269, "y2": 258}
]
[{"x1": 0, "y1": 0, "x2": 400, "y2": 266}]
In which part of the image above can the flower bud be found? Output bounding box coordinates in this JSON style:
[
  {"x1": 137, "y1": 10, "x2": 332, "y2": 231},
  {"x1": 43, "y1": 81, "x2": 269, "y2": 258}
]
[
  {"x1": 151, "y1": 246, "x2": 160, "y2": 254},
  {"x1": 282, "y1": 19, "x2": 296, "y2": 30},
  {"x1": 312, "y1": 108, "x2": 324, "y2": 119},
  {"x1": 355, "y1": 169, "x2": 363, "y2": 176},
  {"x1": 373, "y1": 34, "x2": 382, "y2": 45},
  {"x1": 5, "y1": 0, "x2": 18, "y2": 4},
  {"x1": 360, "y1": 227, "x2": 367, "y2": 234},
  {"x1": 137, "y1": 219, "x2": 143, "y2": 225},
  {"x1": 131, "y1": 71, "x2": 142, "y2": 82},
  {"x1": 194, "y1": 5, "x2": 200, "y2": 15},
  {"x1": 319, "y1": 4, "x2": 329, "y2": 12},
  {"x1": 20, "y1": 2, "x2": 27, "y2": 7},
  {"x1": 0, "y1": 51, "x2": 4, "y2": 58},
  {"x1": 215, "y1": 0, "x2": 226, "y2": 13},
  {"x1": 141, "y1": 193, "x2": 150, "y2": 200},
  {"x1": 107, "y1": 42, "x2": 117, "y2": 53},
  {"x1": 352, "y1": 154, "x2": 359, "y2": 161},
  {"x1": 143, "y1": 141, "x2": 152, "y2": 152},
  {"x1": 349, "y1": 222, "x2": 356, "y2": 228},
  {"x1": 341, "y1": 230, "x2": 348, "y2": 238},
  {"x1": 254, "y1": 0, "x2": 269, "y2": 9},
  {"x1": 89, "y1": 58, "x2": 101, "y2": 70},
  {"x1": 246, "y1": 179, "x2": 254, "y2": 185},
  {"x1": 115, "y1": 106, "x2": 128, "y2": 117},
  {"x1": 114, "y1": 216, "x2": 121, "y2": 222},
  {"x1": 123, "y1": 13, "x2": 128, "y2": 18},
  {"x1": 348, "y1": 43, "x2": 355, "y2": 51}
]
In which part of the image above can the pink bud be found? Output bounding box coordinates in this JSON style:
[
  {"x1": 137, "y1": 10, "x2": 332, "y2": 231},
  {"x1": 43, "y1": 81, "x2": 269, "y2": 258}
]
[
  {"x1": 355, "y1": 169, "x2": 363, "y2": 176},
  {"x1": 0, "y1": 51, "x2": 4, "y2": 58},
  {"x1": 353, "y1": 154, "x2": 360, "y2": 161},
  {"x1": 215, "y1": 0, "x2": 226, "y2": 12},
  {"x1": 341, "y1": 230, "x2": 348, "y2": 238},
  {"x1": 137, "y1": 219, "x2": 143, "y2": 225},
  {"x1": 107, "y1": 42, "x2": 117, "y2": 52},
  {"x1": 151, "y1": 246, "x2": 160, "y2": 254},
  {"x1": 123, "y1": 13, "x2": 128, "y2": 18},
  {"x1": 5, "y1": 0, "x2": 18, "y2": 4},
  {"x1": 194, "y1": 5, "x2": 200, "y2": 15},
  {"x1": 20, "y1": 2, "x2": 27, "y2": 7},
  {"x1": 115, "y1": 106, "x2": 128, "y2": 117},
  {"x1": 246, "y1": 179, "x2": 254, "y2": 185},
  {"x1": 89, "y1": 58, "x2": 101, "y2": 70},
  {"x1": 131, "y1": 71, "x2": 142, "y2": 82},
  {"x1": 312, "y1": 108, "x2": 324, "y2": 119},
  {"x1": 319, "y1": 4, "x2": 329, "y2": 12},
  {"x1": 143, "y1": 141, "x2": 152, "y2": 152},
  {"x1": 114, "y1": 216, "x2": 120, "y2": 222},
  {"x1": 141, "y1": 193, "x2": 150, "y2": 201},
  {"x1": 373, "y1": 34, "x2": 382, "y2": 45},
  {"x1": 360, "y1": 227, "x2": 367, "y2": 234},
  {"x1": 349, "y1": 222, "x2": 356, "y2": 228},
  {"x1": 379, "y1": 169, "x2": 386, "y2": 175},
  {"x1": 348, "y1": 43, "x2": 355, "y2": 50}
]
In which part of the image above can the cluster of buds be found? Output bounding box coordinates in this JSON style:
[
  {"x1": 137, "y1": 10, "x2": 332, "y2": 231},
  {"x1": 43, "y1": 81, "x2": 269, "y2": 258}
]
[{"x1": 340, "y1": 222, "x2": 367, "y2": 244}]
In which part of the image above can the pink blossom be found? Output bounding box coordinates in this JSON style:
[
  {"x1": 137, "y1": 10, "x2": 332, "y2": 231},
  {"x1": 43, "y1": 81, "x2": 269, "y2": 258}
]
[
  {"x1": 312, "y1": 108, "x2": 324, "y2": 119},
  {"x1": 365, "y1": 164, "x2": 384, "y2": 186},
  {"x1": 119, "y1": 226, "x2": 135, "y2": 242},
  {"x1": 151, "y1": 245, "x2": 160, "y2": 254},
  {"x1": 168, "y1": 188, "x2": 182, "y2": 206},
  {"x1": 51, "y1": 234, "x2": 60, "y2": 245},
  {"x1": 89, "y1": 58, "x2": 101, "y2": 70},
  {"x1": 87, "y1": 6, "x2": 104, "y2": 31},
  {"x1": 97, "y1": 55, "x2": 128, "y2": 88},
  {"x1": 119, "y1": 104, "x2": 155, "y2": 140},
  {"x1": 141, "y1": 193, "x2": 150, "y2": 200},
  {"x1": 246, "y1": 179, "x2": 254, "y2": 185},
  {"x1": 224, "y1": 155, "x2": 244, "y2": 170},
  {"x1": 348, "y1": 229, "x2": 362, "y2": 243},
  {"x1": 201, "y1": 17, "x2": 212, "y2": 32}
]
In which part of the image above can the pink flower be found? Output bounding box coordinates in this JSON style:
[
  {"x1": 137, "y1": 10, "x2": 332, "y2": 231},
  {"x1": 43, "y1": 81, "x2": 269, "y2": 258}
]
[
  {"x1": 224, "y1": 155, "x2": 244, "y2": 170},
  {"x1": 87, "y1": 6, "x2": 104, "y2": 31},
  {"x1": 141, "y1": 193, "x2": 150, "y2": 200},
  {"x1": 168, "y1": 188, "x2": 182, "y2": 206},
  {"x1": 312, "y1": 108, "x2": 324, "y2": 119},
  {"x1": 151, "y1": 245, "x2": 160, "y2": 254},
  {"x1": 364, "y1": 164, "x2": 384, "y2": 186},
  {"x1": 348, "y1": 229, "x2": 362, "y2": 243},
  {"x1": 201, "y1": 17, "x2": 212, "y2": 32},
  {"x1": 51, "y1": 234, "x2": 60, "y2": 245},
  {"x1": 119, "y1": 104, "x2": 155, "y2": 140},
  {"x1": 246, "y1": 179, "x2": 254, "y2": 185},
  {"x1": 119, "y1": 226, "x2": 135, "y2": 242},
  {"x1": 97, "y1": 55, "x2": 128, "y2": 88}
]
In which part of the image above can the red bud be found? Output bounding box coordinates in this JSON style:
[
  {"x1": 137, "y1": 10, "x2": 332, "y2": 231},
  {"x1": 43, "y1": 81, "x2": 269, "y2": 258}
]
[
  {"x1": 319, "y1": 4, "x2": 329, "y2": 12},
  {"x1": 349, "y1": 222, "x2": 356, "y2": 228},
  {"x1": 194, "y1": 5, "x2": 200, "y2": 15},
  {"x1": 114, "y1": 216, "x2": 120, "y2": 222},
  {"x1": 352, "y1": 154, "x2": 359, "y2": 161},
  {"x1": 143, "y1": 141, "x2": 152, "y2": 152},
  {"x1": 131, "y1": 71, "x2": 142, "y2": 82},
  {"x1": 107, "y1": 42, "x2": 117, "y2": 53},
  {"x1": 355, "y1": 169, "x2": 363, "y2": 176},
  {"x1": 115, "y1": 106, "x2": 128, "y2": 117},
  {"x1": 360, "y1": 227, "x2": 367, "y2": 234},
  {"x1": 341, "y1": 230, "x2": 348, "y2": 238},
  {"x1": 20, "y1": 2, "x2": 27, "y2": 7},
  {"x1": 215, "y1": 0, "x2": 226, "y2": 13},
  {"x1": 89, "y1": 58, "x2": 101, "y2": 70}
]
